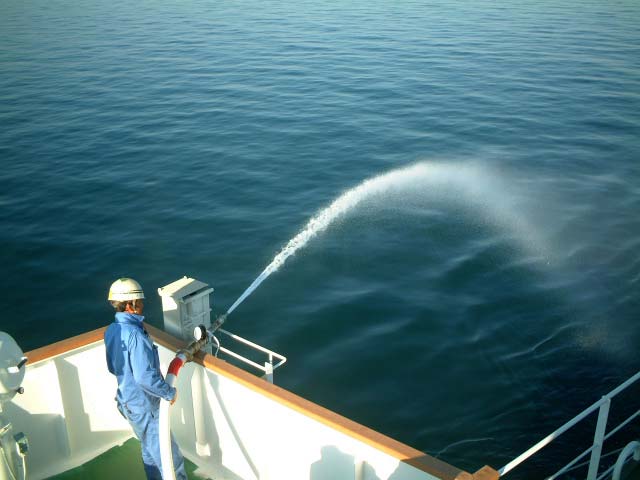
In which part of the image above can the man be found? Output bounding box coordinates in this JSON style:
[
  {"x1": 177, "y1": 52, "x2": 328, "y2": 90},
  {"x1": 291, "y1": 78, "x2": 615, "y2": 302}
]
[{"x1": 105, "y1": 277, "x2": 188, "y2": 480}]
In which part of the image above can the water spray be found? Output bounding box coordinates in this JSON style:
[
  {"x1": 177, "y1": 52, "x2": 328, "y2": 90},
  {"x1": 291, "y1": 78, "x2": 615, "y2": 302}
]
[
  {"x1": 193, "y1": 160, "x2": 549, "y2": 342},
  {"x1": 160, "y1": 161, "x2": 551, "y2": 479},
  {"x1": 159, "y1": 164, "x2": 428, "y2": 478},
  {"x1": 161, "y1": 160, "x2": 552, "y2": 376},
  {"x1": 213, "y1": 162, "x2": 437, "y2": 327}
]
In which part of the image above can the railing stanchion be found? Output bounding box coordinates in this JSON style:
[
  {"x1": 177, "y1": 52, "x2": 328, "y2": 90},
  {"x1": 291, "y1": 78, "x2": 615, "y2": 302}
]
[
  {"x1": 499, "y1": 371, "x2": 640, "y2": 478},
  {"x1": 264, "y1": 361, "x2": 274, "y2": 383},
  {"x1": 587, "y1": 396, "x2": 611, "y2": 480}
]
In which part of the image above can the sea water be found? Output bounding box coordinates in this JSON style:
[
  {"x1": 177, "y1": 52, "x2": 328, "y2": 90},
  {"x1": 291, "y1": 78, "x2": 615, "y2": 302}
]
[{"x1": 1, "y1": 0, "x2": 639, "y2": 476}]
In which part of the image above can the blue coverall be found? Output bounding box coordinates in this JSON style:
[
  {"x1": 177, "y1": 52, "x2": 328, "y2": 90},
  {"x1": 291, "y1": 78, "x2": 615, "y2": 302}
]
[{"x1": 105, "y1": 312, "x2": 188, "y2": 480}]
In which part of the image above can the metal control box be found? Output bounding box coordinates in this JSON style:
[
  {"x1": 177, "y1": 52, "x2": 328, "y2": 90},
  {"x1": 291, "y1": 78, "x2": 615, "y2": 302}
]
[{"x1": 158, "y1": 277, "x2": 213, "y2": 343}]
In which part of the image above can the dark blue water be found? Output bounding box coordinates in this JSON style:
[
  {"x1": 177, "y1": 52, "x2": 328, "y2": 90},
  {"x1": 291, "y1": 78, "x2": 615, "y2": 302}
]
[{"x1": 2, "y1": 0, "x2": 640, "y2": 476}]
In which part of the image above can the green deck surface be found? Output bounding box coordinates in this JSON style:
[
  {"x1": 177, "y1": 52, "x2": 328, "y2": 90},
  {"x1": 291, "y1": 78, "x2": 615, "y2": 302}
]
[{"x1": 47, "y1": 438, "x2": 205, "y2": 480}]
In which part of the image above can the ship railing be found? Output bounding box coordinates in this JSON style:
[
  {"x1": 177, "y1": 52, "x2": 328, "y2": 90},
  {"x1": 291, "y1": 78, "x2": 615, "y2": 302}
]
[
  {"x1": 211, "y1": 327, "x2": 287, "y2": 383},
  {"x1": 499, "y1": 370, "x2": 640, "y2": 480}
]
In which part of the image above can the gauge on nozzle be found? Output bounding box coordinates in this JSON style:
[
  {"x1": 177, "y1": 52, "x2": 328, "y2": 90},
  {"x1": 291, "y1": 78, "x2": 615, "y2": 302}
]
[{"x1": 193, "y1": 325, "x2": 208, "y2": 342}]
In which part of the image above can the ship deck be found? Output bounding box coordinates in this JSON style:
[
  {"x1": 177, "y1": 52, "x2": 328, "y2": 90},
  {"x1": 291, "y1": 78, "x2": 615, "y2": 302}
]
[
  {"x1": 43, "y1": 437, "x2": 640, "y2": 480},
  {"x1": 47, "y1": 438, "x2": 207, "y2": 480}
]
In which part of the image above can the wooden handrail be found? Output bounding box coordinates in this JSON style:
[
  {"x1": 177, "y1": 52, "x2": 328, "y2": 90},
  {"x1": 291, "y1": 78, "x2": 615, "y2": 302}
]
[{"x1": 25, "y1": 327, "x2": 107, "y2": 365}]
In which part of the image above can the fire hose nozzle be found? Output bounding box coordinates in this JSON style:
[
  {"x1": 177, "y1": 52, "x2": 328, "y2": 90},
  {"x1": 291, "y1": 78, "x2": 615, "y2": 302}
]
[
  {"x1": 177, "y1": 348, "x2": 193, "y2": 362},
  {"x1": 212, "y1": 314, "x2": 227, "y2": 332},
  {"x1": 179, "y1": 326, "x2": 211, "y2": 362},
  {"x1": 179, "y1": 338, "x2": 207, "y2": 362}
]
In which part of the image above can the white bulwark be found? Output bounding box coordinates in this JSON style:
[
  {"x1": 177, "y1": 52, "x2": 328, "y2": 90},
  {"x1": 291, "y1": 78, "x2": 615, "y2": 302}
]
[{"x1": 9, "y1": 326, "x2": 492, "y2": 480}]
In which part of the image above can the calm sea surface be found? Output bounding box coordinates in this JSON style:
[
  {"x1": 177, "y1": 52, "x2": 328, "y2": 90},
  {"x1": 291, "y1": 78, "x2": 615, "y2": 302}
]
[{"x1": 1, "y1": 0, "x2": 640, "y2": 477}]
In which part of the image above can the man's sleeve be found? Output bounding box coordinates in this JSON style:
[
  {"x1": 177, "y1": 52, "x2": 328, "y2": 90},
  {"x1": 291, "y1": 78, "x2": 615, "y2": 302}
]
[{"x1": 128, "y1": 332, "x2": 176, "y2": 402}]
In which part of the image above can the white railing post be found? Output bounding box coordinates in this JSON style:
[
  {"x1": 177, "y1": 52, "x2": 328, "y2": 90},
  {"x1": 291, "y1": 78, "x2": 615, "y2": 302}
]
[
  {"x1": 587, "y1": 396, "x2": 611, "y2": 480},
  {"x1": 499, "y1": 371, "x2": 640, "y2": 478},
  {"x1": 264, "y1": 361, "x2": 274, "y2": 383}
]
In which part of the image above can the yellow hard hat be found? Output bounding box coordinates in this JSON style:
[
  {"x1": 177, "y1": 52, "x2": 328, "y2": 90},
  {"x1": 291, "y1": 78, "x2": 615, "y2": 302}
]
[{"x1": 108, "y1": 278, "x2": 145, "y2": 301}]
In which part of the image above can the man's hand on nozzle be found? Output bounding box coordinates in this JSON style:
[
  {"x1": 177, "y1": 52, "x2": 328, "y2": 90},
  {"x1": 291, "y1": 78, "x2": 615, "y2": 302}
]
[{"x1": 170, "y1": 389, "x2": 178, "y2": 405}]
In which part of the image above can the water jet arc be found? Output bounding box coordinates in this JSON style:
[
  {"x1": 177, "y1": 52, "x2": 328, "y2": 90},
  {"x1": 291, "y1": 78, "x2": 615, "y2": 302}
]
[{"x1": 218, "y1": 161, "x2": 546, "y2": 325}]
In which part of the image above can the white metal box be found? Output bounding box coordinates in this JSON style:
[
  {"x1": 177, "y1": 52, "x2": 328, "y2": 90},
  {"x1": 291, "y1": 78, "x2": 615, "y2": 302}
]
[{"x1": 157, "y1": 277, "x2": 213, "y2": 342}]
